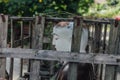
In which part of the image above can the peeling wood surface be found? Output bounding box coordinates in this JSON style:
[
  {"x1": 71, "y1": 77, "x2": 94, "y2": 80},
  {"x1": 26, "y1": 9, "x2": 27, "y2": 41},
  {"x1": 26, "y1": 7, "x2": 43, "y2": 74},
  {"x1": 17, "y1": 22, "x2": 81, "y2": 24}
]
[
  {"x1": 0, "y1": 48, "x2": 120, "y2": 65},
  {"x1": 0, "y1": 15, "x2": 8, "y2": 78},
  {"x1": 29, "y1": 16, "x2": 45, "y2": 80},
  {"x1": 105, "y1": 19, "x2": 120, "y2": 80},
  {"x1": 67, "y1": 17, "x2": 83, "y2": 80},
  {"x1": 10, "y1": 16, "x2": 112, "y2": 24},
  {"x1": 46, "y1": 17, "x2": 111, "y2": 24}
]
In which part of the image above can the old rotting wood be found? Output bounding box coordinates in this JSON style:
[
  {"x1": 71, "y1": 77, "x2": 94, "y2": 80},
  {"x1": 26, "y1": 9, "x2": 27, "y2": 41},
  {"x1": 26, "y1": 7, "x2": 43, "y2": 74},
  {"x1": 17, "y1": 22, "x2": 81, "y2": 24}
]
[
  {"x1": 20, "y1": 21, "x2": 24, "y2": 77},
  {"x1": 104, "y1": 19, "x2": 119, "y2": 80},
  {"x1": 67, "y1": 16, "x2": 83, "y2": 80},
  {"x1": 45, "y1": 17, "x2": 111, "y2": 24},
  {"x1": 9, "y1": 18, "x2": 14, "y2": 80},
  {"x1": 0, "y1": 16, "x2": 119, "y2": 80},
  {"x1": 28, "y1": 21, "x2": 33, "y2": 74},
  {"x1": 29, "y1": 16, "x2": 45, "y2": 80},
  {"x1": 93, "y1": 23, "x2": 102, "y2": 80},
  {"x1": 10, "y1": 16, "x2": 111, "y2": 24},
  {"x1": 115, "y1": 21, "x2": 120, "y2": 80},
  {"x1": 0, "y1": 48, "x2": 120, "y2": 65},
  {"x1": 0, "y1": 14, "x2": 8, "y2": 79},
  {"x1": 10, "y1": 17, "x2": 35, "y2": 21}
]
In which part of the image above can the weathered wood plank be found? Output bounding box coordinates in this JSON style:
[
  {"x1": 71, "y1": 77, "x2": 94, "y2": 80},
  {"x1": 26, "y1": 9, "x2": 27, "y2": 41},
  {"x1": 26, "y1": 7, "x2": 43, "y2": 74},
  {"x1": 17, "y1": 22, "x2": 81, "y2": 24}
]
[
  {"x1": 9, "y1": 18, "x2": 14, "y2": 80},
  {"x1": 0, "y1": 14, "x2": 8, "y2": 79},
  {"x1": 93, "y1": 23, "x2": 102, "y2": 80},
  {"x1": 20, "y1": 21, "x2": 24, "y2": 77},
  {"x1": 0, "y1": 48, "x2": 120, "y2": 65},
  {"x1": 45, "y1": 17, "x2": 111, "y2": 24},
  {"x1": 68, "y1": 17, "x2": 83, "y2": 80},
  {"x1": 29, "y1": 16, "x2": 45, "y2": 80},
  {"x1": 114, "y1": 21, "x2": 120, "y2": 80},
  {"x1": 10, "y1": 17, "x2": 35, "y2": 21},
  {"x1": 105, "y1": 19, "x2": 119, "y2": 80},
  {"x1": 10, "y1": 16, "x2": 111, "y2": 24}
]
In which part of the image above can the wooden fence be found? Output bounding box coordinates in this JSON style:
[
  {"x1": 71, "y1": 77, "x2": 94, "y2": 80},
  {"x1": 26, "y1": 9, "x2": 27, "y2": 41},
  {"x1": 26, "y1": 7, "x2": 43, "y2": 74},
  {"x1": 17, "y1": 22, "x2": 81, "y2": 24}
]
[{"x1": 0, "y1": 14, "x2": 120, "y2": 80}]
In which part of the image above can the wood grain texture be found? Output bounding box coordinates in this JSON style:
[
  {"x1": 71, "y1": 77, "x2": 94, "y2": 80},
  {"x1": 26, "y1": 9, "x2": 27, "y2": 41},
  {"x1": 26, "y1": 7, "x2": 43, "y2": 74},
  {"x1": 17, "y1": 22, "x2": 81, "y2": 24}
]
[
  {"x1": 105, "y1": 19, "x2": 119, "y2": 80},
  {"x1": 29, "y1": 16, "x2": 45, "y2": 80},
  {"x1": 0, "y1": 48, "x2": 120, "y2": 65},
  {"x1": 68, "y1": 17, "x2": 83, "y2": 80},
  {"x1": 0, "y1": 15, "x2": 8, "y2": 78}
]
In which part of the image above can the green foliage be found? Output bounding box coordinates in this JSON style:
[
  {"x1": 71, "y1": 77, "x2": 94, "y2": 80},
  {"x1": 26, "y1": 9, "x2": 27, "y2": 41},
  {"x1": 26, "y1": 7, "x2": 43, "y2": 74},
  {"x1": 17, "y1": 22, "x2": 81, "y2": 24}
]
[
  {"x1": 0, "y1": 0, "x2": 94, "y2": 17},
  {"x1": 84, "y1": 1, "x2": 120, "y2": 18}
]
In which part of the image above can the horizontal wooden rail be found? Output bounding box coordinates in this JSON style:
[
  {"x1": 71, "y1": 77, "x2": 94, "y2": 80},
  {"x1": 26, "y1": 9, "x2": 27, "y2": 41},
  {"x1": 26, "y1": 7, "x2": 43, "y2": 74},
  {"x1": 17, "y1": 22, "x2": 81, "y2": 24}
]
[
  {"x1": 10, "y1": 17, "x2": 35, "y2": 21},
  {"x1": 0, "y1": 48, "x2": 120, "y2": 65},
  {"x1": 46, "y1": 17, "x2": 73, "y2": 22},
  {"x1": 46, "y1": 17, "x2": 111, "y2": 24},
  {"x1": 10, "y1": 16, "x2": 112, "y2": 24},
  {"x1": 83, "y1": 19, "x2": 111, "y2": 24}
]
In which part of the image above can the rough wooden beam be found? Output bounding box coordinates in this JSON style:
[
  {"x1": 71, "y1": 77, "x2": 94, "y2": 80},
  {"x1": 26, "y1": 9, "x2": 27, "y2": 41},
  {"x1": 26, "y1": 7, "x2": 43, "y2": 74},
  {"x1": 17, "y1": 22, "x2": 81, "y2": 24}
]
[
  {"x1": 67, "y1": 16, "x2": 83, "y2": 80},
  {"x1": 105, "y1": 19, "x2": 118, "y2": 80},
  {"x1": 45, "y1": 17, "x2": 111, "y2": 24},
  {"x1": 29, "y1": 16, "x2": 45, "y2": 80},
  {"x1": 10, "y1": 16, "x2": 111, "y2": 24},
  {"x1": 9, "y1": 18, "x2": 14, "y2": 80},
  {"x1": 0, "y1": 14, "x2": 8, "y2": 79},
  {"x1": 0, "y1": 48, "x2": 120, "y2": 65},
  {"x1": 114, "y1": 21, "x2": 120, "y2": 80},
  {"x1": 10, "y1": 17, "x2": 35, "y2": 21}
]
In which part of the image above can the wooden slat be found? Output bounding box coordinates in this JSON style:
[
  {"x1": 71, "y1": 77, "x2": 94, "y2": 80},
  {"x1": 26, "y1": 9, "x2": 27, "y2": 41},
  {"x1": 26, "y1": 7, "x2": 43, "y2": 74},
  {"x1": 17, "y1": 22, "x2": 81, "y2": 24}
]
[
  {"x1": 94, "y1": 23, "x2": 102, "y2": 80},
  {"x1": 68, "y1": 17, "x2": 83, "y2": 80},
  {"x1": 29, "y1": 16, "x2": 45, "y2": 80},
  {"x1": 0, "y1": 15, "x2": 8, "y2": 79},
  {"x1": 27, "y1": 21, "x2": 33, "y2": 78},
  {"x1": 10, "y1": 16, "x2": 111, "y2": 24},
  {"x1": 45, "y1": 17, "x2": 111, "y2": 24},
  {"x1": 20, "y1": 21, "x2": 24, "y2": 77},
  {"x1": 10, "y1": 17, "x2": 35, "y2": 21},
  {"x1": 105, "y1": 19, "x2": 119, "y2": 80},
  {"x1": 114, "y1": 21, "x2": 120, "y2": 80},
  {"x1": 0, "y1": 48, "x2": 120, "y2": 65},
  {"x1": 9, "y1": 18, "x2": 14, "y2": 80}
]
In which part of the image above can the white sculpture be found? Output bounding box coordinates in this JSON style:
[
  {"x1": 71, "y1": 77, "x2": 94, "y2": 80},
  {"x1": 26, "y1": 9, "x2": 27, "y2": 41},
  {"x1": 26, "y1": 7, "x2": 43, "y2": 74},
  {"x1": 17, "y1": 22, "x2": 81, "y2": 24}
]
[{"x1": 52, "y1": 22, "x2": 88, "y2": 53}]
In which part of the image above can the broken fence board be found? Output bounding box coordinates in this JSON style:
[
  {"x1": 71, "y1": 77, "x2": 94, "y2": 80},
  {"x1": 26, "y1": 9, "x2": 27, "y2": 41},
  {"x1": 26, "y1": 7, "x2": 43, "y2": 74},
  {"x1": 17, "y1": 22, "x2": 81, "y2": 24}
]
[{"x1": 0, "y1": 48, "x2": 120, "y2": 65}]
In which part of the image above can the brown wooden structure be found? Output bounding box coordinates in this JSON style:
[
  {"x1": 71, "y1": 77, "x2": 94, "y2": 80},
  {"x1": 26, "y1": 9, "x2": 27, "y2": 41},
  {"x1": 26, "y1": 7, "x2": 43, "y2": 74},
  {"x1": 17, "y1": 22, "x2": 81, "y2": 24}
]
[{"x1": 0, "y1": 14, "x2": 120, "y2": 80}]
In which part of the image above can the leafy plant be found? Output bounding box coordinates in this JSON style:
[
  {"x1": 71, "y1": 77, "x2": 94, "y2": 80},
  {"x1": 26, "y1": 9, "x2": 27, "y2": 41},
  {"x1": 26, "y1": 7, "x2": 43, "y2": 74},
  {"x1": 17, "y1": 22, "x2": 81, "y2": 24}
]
[
  {"x1": 84, "y1": 0, "x2": 120, "y2": 18},
  {"x1": 0, "y1": 0, "x2": 94, "y2": 16}
]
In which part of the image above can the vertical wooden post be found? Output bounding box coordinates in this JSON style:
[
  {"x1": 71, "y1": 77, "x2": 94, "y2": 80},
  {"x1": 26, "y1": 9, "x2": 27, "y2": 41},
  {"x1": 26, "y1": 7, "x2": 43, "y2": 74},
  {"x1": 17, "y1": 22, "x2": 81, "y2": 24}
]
[
  {"x1": 29, "y1": 16, "x2": 45, "y2": 80},
  {"x1": 50, "y1": 23, "x2": 55, "y2": 76},
  {"x1": 113, "y1": 21, "x2": 120, "y2": 80},
  {"x1": 68, "y1": 16, "x2": 83, "y2": 80},
  {"x1": 105, "y1": 19, "x2": 118, "y2": 80},
  {"x1": 20, "y1": 21, "x2": 24, "y2": 77},
  {"x1": 28, "y1": 21, "x2": 33, "y2": 76},
  {"x1": 101, "y1": 24, "x2": 107, "y2": 80},
  {"x1": 0, "y1": 14, "x2": 8, "y2": 79},
  {"x1": 94, "y1": 23, "x2": 102, "y2": 80},
  {"x1": 9, "y1": 18, "x2": 14, "y2": 80}
]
